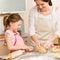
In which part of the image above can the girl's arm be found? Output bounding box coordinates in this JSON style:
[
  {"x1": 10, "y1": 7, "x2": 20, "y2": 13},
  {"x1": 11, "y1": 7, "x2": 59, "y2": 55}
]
[{"x1": 5, "y1": 33, "x2": 29, "y2": 51}]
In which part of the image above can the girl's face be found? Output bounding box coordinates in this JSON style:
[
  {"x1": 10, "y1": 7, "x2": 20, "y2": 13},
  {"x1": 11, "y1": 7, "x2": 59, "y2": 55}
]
[
  {"x1": 10, "y1": 20, "x2": 22, "y2": 32},
  {"x1": 35, "y1": 0, "x2": 50, "y2": 12}
]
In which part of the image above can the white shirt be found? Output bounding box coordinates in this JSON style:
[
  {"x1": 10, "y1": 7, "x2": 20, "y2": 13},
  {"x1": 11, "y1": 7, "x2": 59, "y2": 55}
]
[{"x1": 29, "y1": 6, "x2": 60, "y2": 40}]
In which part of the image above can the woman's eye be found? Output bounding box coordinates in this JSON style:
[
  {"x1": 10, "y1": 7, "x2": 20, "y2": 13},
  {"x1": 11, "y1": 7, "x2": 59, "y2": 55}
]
[{"x1": 36, "y1": 4, "x2": 39, "y2": 6}]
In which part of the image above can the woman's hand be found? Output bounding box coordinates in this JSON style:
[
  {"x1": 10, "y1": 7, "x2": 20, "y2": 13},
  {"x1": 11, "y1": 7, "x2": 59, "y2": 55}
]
[
  {"x1": 35, "y1": 40, "x2": 41, "y2": 48},
  {"x1": 44, "y1": 40, "x2": 53, "y2": 49},
  {"x1": 35, "y1": 42, "x2": 43, "y2": 51}
]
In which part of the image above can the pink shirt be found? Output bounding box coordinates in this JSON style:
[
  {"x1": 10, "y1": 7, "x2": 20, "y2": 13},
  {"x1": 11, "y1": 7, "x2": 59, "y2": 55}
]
[{"x1": 5, "y1": 30, "x2": 25, "y2": 52}]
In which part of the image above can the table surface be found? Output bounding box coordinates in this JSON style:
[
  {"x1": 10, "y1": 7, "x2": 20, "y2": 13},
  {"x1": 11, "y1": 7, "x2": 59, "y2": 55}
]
[
  {"x1": 14, "y1": 51, "x2": 58, "y2": 60},
  {"x1": 0, "y1": 47, "x2": 59, "y2": 60},
  {"x1": 0, "y1": 37, "x2": 59, "y2": 60}
]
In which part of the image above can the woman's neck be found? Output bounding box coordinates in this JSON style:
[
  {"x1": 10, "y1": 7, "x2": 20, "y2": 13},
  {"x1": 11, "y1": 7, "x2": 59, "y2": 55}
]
[{"x1": 38, "y1": 6, "x2": 53, "y2": 16}]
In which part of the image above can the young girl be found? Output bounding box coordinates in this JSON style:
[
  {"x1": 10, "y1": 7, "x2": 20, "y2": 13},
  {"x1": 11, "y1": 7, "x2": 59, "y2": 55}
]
[{"x1": 3, "y1": 14, "x2": 34, "y2": 60}]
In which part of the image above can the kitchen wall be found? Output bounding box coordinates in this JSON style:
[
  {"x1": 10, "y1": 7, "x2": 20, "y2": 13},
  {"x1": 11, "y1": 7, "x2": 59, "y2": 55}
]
[
  {"x1": 19, "y1": 0, "x2": 35, "y2": 34},
  {"x1": 0, "y1": 0, "x2": 60, "y2": 35}
]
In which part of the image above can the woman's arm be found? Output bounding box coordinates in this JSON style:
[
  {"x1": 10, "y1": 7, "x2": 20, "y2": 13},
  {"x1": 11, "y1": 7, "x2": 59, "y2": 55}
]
[
  {"x1": 31, "y1": 35, "x2": 41, "y2": 47},
  {"x1": 29, "y1": 8, "x2": 41, "y2": 47},
  {"x1": 44, "y1": 8, "x2": 60, "y2": 49},
  {"x1": 44, "y1": 34, "x2": 58, "y2": 49}
]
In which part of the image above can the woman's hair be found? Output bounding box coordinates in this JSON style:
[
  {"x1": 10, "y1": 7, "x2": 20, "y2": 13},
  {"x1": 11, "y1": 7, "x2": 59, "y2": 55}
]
[
  {"x1": 3, "y1": 13, "x2": 23, "y2": 31},
  {"x1": 34, "y1": 0, "x2": 52, "y2": 6}
]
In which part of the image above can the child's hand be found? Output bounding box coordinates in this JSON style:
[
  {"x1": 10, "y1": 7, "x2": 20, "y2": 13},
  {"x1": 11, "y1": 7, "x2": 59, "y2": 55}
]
[
  {"x1": 21, "y1": 45, "x2": 29, "y2": 50},
  {"x1": 26, "y1": 46, "x2": 34, "y2": 52},
  {"x1": 28, "y1": 46, "x2": 34, "y2": 51}
]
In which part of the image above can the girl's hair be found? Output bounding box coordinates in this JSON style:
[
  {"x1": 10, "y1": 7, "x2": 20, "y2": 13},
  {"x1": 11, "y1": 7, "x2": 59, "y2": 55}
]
[
  {"x1": 34, "y1": 0, "x2": 52, "y2": 6},
  {"x1": 3, "y1": 14, "x2": 23, "y2": 31}
]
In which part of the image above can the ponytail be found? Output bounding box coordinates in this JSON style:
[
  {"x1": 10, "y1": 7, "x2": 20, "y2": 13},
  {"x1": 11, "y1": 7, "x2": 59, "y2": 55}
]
[{"x1": 3, "y1": 16, "x2": 9, "y2": 31}]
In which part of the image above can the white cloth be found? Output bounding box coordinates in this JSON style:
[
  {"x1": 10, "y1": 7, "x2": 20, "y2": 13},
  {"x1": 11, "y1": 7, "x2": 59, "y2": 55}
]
[{"x1": 29, "y1": 6, "x2": 60, "y2": 41}]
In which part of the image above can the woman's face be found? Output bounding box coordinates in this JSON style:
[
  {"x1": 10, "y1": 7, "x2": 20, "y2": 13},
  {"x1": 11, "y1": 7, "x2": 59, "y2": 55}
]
[{"x1": 35, "y1": 0, "x2": 50, "y2": 12}]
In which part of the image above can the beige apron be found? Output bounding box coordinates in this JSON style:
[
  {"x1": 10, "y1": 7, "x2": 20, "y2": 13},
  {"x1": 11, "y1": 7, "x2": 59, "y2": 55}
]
[{"x1": 35, "y1": 13, "x2": 55, "y2": 44}]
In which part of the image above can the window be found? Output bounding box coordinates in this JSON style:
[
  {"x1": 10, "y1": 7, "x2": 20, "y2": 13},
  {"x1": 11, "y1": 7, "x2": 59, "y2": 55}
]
[{"x1": 0, "y1": 0, "x2": 26, "y2": 13}]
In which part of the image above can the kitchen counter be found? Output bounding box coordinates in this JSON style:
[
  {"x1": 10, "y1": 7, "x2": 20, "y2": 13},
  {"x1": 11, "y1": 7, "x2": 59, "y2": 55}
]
[{"x1": 0, "y1": 37, "x2": 59, "y2": 60}]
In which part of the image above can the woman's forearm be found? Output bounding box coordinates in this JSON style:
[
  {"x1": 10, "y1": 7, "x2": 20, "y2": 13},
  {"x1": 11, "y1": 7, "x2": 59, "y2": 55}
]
[
  {"x1": 31, "y1": 35, "x2": 40, "y2": 45},
  {"x1": 49, "y1": 34, "x2": 58, "y2": 42}
]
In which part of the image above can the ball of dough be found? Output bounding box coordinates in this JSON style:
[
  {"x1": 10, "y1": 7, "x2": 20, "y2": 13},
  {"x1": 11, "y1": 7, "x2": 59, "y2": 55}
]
[{"x1": 38, "y1": 46, "x2": 47, "y2": 54}]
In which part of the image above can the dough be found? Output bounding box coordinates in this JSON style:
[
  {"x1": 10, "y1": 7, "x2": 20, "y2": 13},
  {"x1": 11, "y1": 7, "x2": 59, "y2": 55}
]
[{"x1": 38, "y1": 46, "x2": 47, "y2": 54}]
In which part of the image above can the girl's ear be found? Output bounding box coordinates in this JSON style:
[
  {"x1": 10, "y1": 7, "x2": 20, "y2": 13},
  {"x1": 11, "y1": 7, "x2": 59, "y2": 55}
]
[{"x1": 9, "y1": 22, "x2": 14, "y2": 26}]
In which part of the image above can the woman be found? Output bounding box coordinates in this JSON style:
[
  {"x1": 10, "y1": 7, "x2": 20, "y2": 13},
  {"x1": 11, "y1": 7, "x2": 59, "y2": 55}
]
[{"x1": 29, "y1": 0, "x2": 60, "y2": 49}]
